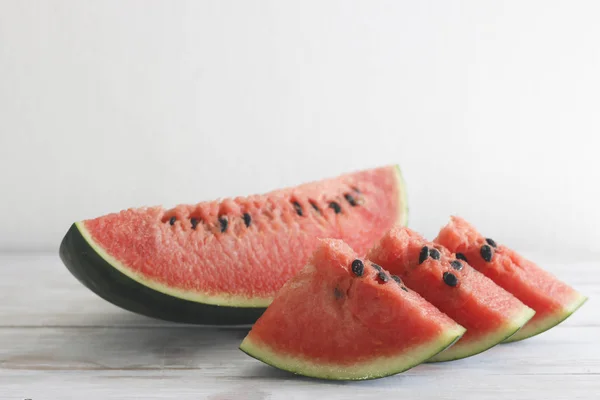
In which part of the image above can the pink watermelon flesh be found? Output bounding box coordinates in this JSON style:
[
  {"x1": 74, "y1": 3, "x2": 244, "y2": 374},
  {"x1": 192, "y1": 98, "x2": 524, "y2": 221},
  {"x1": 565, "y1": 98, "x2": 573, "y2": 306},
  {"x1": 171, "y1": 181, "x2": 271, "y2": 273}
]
[
  {"x1": 434, "y1": 216, "x2": 587, "y2": 342},
  {"x1": 367, "y1": 227, "x2": 535, "y2": 362},
  {"x1": 78, "y1": 166, "x2": 407, "y2": 307},
  {"x1": 239, "y1": 239, "x2": 465, "y2": 380}
]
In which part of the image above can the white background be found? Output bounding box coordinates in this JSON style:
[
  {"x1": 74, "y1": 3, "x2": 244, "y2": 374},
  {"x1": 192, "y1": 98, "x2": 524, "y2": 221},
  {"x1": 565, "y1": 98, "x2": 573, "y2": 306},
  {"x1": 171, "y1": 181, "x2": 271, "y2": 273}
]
[{"x1": 0, "y1": 1, "x2": 599, "y2": 255}]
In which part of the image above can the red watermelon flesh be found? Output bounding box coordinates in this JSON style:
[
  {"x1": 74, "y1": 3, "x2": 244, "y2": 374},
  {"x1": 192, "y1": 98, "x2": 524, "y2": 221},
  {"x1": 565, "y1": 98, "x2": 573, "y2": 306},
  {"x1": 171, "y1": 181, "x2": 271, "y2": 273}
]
[
  {"x1": 367, "y1": 227, "x2": 535, "y2": 362},
  {"x1": 76, "y1": 166, "x2": 407, "y2": 309},
  {"x1": 239, "y1": 239, "x2": 465, "y2": 380},
  {"x1": 434, "y1": 216, "x2": 587, "y2": 342}
]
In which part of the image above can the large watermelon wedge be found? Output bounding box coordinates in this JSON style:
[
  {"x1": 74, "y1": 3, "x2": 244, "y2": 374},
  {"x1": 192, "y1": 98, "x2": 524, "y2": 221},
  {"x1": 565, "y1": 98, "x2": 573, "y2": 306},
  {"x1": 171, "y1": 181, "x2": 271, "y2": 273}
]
[
  {"x1": 240, "y1": 239, "x2": 465, "y2": 380},
  {"x1": 367, "y1": 227, "x2": 535, "y2": 362},
  {"x1": 59, "y1": 166, "x2": 407, "y2": 325},
  {"x1": 434, "y1": 216, "x2": 587, "y2": 342}
]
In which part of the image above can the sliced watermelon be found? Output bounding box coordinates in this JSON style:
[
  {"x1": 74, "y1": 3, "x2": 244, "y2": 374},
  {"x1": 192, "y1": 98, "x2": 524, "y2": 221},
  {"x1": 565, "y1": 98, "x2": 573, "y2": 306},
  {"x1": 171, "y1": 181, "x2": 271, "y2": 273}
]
[
  {"x1": 240, "y1": 239, "x2": 465, "y2": 380},
  {"x1": 367, "y1": 227, "x2": 535, "y2": 362},
  {"x1": 60, "y1": 166, "x2": 407, "y2": 325},
  {"x1": 434, "y1": 216, "x2": 587, "y2": 342}
]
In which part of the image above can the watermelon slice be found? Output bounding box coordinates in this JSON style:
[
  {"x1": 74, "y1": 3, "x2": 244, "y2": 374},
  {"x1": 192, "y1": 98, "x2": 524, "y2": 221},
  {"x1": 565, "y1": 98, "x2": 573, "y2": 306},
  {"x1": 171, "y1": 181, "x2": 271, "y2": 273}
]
[
  {"x1": 59, "y1": 166, "x2": 407, "y2": 325},
  {"x1": 240, "y1": 239, "x2": 465, "y2": 380},
  {"x1": 367, "y1": 227, "x2": 535, "y2": 362},
  {"x1": 434, "y1": 216, "x2": 587, "y2": 342}
]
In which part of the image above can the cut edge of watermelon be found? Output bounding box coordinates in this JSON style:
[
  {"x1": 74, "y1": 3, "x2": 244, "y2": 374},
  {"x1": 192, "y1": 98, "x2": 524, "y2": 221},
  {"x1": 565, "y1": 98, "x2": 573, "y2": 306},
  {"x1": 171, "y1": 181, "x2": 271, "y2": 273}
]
[
  {"x1": 503, "y1": 292, "x2": 588, "y2": 343},
  {"x1": 239, "y1": 325, "x2": 465, "y2": 381},
  {"x1": 76, "y1": 221, "x2": 272, "y2": 308},
  {"x1": 72, "y1": 166, "x2": 408, "y2": 309},
  {"x1": 428, "y1": 305, "x2": 536, "y2": 362}
]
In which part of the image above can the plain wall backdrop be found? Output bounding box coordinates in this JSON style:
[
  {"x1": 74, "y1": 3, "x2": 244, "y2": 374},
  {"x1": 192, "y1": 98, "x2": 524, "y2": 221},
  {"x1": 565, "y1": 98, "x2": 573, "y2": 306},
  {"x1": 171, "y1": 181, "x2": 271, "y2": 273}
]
[{"x1": 0, "y1": 1, "x2": 599, "y2": 255}]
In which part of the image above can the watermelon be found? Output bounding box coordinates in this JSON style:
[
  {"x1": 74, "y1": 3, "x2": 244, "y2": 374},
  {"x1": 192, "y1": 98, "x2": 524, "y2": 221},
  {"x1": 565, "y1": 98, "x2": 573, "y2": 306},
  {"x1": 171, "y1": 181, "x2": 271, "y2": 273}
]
[
  {"x1": 367, "y1": 227, "x2": 535, "y2": 362},
  {"x1": 434, "y1": 216, "x2": 587, "y2": 342},
  {"x1": 239, "y1": 239, "x2": 466, "y2": 380},
  {"x1": 59, "y1": 166, "x2": 407, "y2": 325}
]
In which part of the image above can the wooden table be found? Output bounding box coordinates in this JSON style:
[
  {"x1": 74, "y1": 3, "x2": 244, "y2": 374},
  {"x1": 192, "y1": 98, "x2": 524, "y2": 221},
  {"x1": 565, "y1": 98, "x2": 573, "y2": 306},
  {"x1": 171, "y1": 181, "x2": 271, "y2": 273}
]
[{"x1": 1, "y1": 252, "x2": 598, "y2": 399}]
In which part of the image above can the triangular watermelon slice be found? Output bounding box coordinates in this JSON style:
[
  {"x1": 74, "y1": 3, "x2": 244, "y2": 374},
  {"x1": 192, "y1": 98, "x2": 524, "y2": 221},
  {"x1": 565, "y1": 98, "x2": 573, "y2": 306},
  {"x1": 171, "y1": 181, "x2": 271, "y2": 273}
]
[
  {"x1": 240, "y1": 239, "x2": 466, "y2": 380},
  {"x1": 59, "y1": 166, "x2": 407, "y2": 325},
  {"x1": 434, "y1": 216, "x2": 587, "y2": 342},
  {"x1": 367, "y1": 227, "x2": 535, "y2": 362}
]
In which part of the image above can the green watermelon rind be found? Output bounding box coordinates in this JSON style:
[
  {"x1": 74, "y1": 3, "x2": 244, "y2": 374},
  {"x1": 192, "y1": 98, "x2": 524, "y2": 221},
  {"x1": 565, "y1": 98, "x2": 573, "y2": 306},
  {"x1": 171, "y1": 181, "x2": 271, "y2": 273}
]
[
  {"x1": 428, "y1": 304, "x2": 536, "y2": 362},
  {"x1": 239, "y1": 326, "x2": 465, "y2": 381},
  {"x1": 59, "y1": 166, "x2": 408, "y2": 324},
  {"x1": 503, "y1": 293, "x2": 588, "y2": 343},
  {"x1": 59, "y1": 222, "x2": 266, "y2": 325}
]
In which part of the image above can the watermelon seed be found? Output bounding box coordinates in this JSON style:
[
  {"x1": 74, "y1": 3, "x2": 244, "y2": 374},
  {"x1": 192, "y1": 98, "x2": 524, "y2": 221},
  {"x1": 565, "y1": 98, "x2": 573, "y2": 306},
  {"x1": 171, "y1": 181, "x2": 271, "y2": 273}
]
[
  {"x1": 443, "y1": 272, "x2": 458, "y2": 287},
  {"x1": 219, "y1": 216, "x2": 228, "y2": 233},
  {"x1": 351, "y1": 259, "x2": 364, "y2": 277},
  {"x1": 485, "y1": 238, "x2": 497, "y2": 248},
  {"x1": 344, "y1": 193, "x2": 358, "y2": 206},
  {"x1": 429, "y1": 248, "x2": 441, "y2": 260},
  {"x1": 352, "y1": 186, "x2": 361, "y2": 193},
  {"x1": 169, "y1": 216, "x2": 176, "y2": 226},
  {"x1": 292, "y1": 201, "x2": 303, "y2": 216},
  {"x1": 371, "y1": 263, "x2": 383, "y2": 272},
  {"x1": 418, "y1": 246, "x2": 429, "y2": 264},
  {"x1": 377, "y1": 271, "x2": 389, "y2": 283},
  {"x1": 243, "y1": 213, "x2": 252, "y2": 227},
  {"x1": 190, "y1": 218, "x2": 199, "y2": 230},
  {"x1": 456, "y1": 253, "x2": 468, "y2": 262},
  {"x1": 480, "y1": 244, "x2": 493, "y2": 262},
  {"x1": 450, "y1": 260, "x2": 463, "y2": 271},
  {"x1": 334, "y1": 287, "x2": 343, "y2": 299},
  {"x1": 309, "y1": 201, "x2": 321, "y2": 214},
  {"x1": 401, "y1": 286, "x2": 409, "y2": 292},
  {"x1": 391, "y1": 275, "x2": 402, "y2": 285},
  {"x1": 329, "y1": 202, "x2": 342, "y2": 214}
]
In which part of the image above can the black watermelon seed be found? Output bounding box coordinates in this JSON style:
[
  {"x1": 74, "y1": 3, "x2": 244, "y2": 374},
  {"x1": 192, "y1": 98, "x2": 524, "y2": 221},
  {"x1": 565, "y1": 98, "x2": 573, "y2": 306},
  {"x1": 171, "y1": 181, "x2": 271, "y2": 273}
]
[
  {"x1": 450, "y1": 260, "x2": 463, "y2": 271},
  {"x1": 334, "y1": 287, "x2": 343, "y2": 299},
  {"x1": 401, "y1": 286, "x2": 409, "y2": 292},
  {"x1": 391, "y1": 275, "x2": 402, "y2": 285},
  {"x1": 352, "y1": 186, "x2": 361, "y2": 193},
  {"x1": 310, "y1": 201, "x2": 321, "y2": 213},
  {"x1": 344, "y1": 193, "x2": 358, "y2": 206},
  {"x1": 443, "y1": 272, "x2": 459, "y2": 287},
  {"x1": 418, "y1": 246, "x2": 429, "y2": 264},
  {"x1": 190, "y1": 218, "x2": 199, "y2": 230},
  {"x1": 243, "y1": 213, "x2": 252, "y2": 227},
  {"x1": 455, "y1": 253, "x2": 468, "y2": 262},
  {"x1": 480, "y1": 244, "x2": 493, "y2": 262},
  {"x1": 377, "y1": 271, "x2": 389, "y2": 283},
  {"x1": 219, "y1": 216, "x2": 228, "y2": 233},
  {"x1": 485, "y1": 238, "x2": 497, "y2": 248},
  {"x1": 169, "y1": 216, "x2": 176, "y2": 226},
  {"x1": 292, "y1": 201, "x2": 303, "y2": 216},
  {"x1": 329, "y1": 201, "x2": 342, "y2": 214},
  {"x1": 371, "y1": 263, "x2": 383, "y2": 272},
  {"x1": 351, "y1": 259, "x2": 364, "y2": 277},
  {"x1": 429, "y1": 248, "x2": 441, "y2": 260}
]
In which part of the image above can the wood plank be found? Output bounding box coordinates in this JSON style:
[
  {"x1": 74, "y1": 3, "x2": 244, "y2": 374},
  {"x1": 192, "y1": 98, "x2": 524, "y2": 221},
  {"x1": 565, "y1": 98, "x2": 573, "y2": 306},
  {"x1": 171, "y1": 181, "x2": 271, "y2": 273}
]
[
  {"x1": 0, "y1": 253, "x2": 598, "y2": 327},
  {"x1": 1, "y1": 326, "x2": 598, "y2": 374}
]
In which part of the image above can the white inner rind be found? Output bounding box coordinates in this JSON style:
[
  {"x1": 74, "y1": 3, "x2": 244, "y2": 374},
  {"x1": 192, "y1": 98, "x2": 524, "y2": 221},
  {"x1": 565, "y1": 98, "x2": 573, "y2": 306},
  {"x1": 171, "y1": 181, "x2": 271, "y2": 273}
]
[
  {"x1": 504, "y1": 293, "x2": 588, "y2": 343},
  {"x1": 75, "y1": 166, "x2": 408, "y2": 308},
  {"x1": 429, "y1": 305, "x2": 536, "y2": 362},
  {"x1": 240, "y1": 326, "x2": 465, "y2": 380}
]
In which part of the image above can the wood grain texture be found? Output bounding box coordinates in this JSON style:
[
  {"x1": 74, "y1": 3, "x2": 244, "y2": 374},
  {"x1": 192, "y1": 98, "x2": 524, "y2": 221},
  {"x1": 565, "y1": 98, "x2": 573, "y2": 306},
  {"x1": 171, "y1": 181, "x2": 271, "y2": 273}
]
[{"x1": 0, "y1": 253, "x2": 599, "y2": 399}]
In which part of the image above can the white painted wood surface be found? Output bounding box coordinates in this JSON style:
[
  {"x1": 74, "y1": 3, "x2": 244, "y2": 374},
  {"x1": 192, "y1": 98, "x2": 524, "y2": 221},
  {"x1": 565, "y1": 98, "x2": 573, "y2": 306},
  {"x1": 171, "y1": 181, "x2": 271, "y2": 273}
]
[{"x1": 0, "y1": 253, "x2": 598, "y2": 399}]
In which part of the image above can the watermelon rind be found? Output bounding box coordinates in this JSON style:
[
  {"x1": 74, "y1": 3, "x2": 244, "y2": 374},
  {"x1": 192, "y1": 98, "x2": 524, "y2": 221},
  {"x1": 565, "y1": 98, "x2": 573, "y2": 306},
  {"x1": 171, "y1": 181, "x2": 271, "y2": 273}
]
[
  {"x1": 59, "y1": 166, "x2": 408, "y2": 325},
  {"x1": 59, "y1": 223, "x2": 266, "y2": 325},
  {"x1": 503, "y1": 293, "x2": 588, "y2": 343},
  {"x1": 428, "y1": 305, "x2": 535, "y2": 362},
  {"x1": 239, "y1": 326, "x2": 465, "y2": 381}
]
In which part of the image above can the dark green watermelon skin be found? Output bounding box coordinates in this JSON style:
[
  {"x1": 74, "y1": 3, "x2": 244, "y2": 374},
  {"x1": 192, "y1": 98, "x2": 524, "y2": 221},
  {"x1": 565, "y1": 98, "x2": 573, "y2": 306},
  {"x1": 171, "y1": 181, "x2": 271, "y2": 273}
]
[{"x1": 59, "y1": 223, "x2": 266, "y2": 325}]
